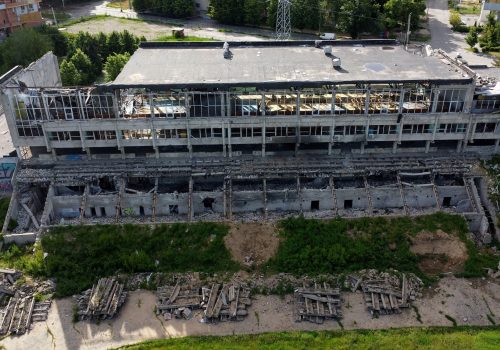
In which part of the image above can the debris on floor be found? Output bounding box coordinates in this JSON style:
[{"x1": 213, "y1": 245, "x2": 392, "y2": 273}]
[
  {"x1": 156, "y1": 282, "x2": 252, "y2": 322},
  {"x1": 294, "y1": 282, "x2": 342, "y2": 324},
  {"x1": 0, "y1": 269, "x2": 54, "y2": 336},
  {"x1": 347, "y1": 269, "x2": 423, "y2": 317},
  {"x1": 75, "y1": 277, "x2": 127, "y2": 321}
]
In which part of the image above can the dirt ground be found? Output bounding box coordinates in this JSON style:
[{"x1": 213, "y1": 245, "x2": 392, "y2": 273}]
[
  {"x1": 1, "y1": 276, "x2": 499, "y2": 350},
  {"x1": 224, "y1": 222, "x2": 280, "y2": 266},
  {"x1": 410, "y1": 230, "x2": 469, "y2": 274},
  {"x1": 65, "y1": 17, "x2": 267, "y2": 41}
]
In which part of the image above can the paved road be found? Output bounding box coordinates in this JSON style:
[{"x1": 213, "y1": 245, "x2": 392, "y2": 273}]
[{"x1": 427, "y1": 0, "x2": 494, "y2": 67}]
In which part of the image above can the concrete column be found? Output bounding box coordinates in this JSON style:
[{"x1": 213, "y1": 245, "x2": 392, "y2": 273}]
[
  {"x1": 227, "y1": 122, "x2": 232, "y2": 158},
  {"x1": 456, "y1": 140, "x2": 463, "y2": 153},
  {"x1": 364, "y1": 89, "x2": 370, "y2": 115},
  {"x1": 495, "y1": 139, "x2": 500, "y2": 153},
  {"x1": 392, "y1": 141, "x2": 398, "y2": 154},
  {"x1": 263, "y1": 178, "x2": 268, "y2": 220},
  {"x1": 188, "y1": 177, "x2": 194, "y2": 222},
  {"x1": 297, "y1": 177, "x2": 302, "y2": 213},
  {"x1": 222, "y1": 121, "x2": 227, "y2": 157},
  {"x1": 398, "y1": 87, "x2": 405, "y2": 114},
  {"x1": 431, "y1": 88, "x2": 440, "y2": 113},
  {"x1": 329, "y1": 176, "x2": 338, "y2": 215},
  {"x1": 227, "y1": 177, "x2": 233, "y2": 220},
  {"x1": 262, "y1": 119, "x2": 266, "y2": 157},
  {"x1": 431, "y1": 115, "x2": 439, "y2": 143},
  {"x1": 186, "y1": 118, "x2": 192, "y2": 159},
  {"x1": 150, "y1": 117, "x2": 159, "y2": 159},
  {"x1": 40, "y1": 123, "x2": 51, "y2": 152},
  {"x1": 41, "y1": 91, "x2": 51, "y2": 120},
  {"x1": 360, "y1": 142, "x2": 365, "y2": 155},
  {"x1": 425, "y1": 140, "x2": 431, "y2": 153},
  {"x1": 184, "y1": 92, "x2": 191, "y2": 118},
  {"x1": 112, "y1": 90, "x2": 120, "y2": 119}
]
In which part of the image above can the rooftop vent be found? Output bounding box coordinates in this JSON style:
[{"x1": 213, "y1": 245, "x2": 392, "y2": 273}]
[
  {"x1": 323, "y1": 46, "x2": 332, "y2": 55},
  {"x1": 332, "y1": 57, "x2": 341, "y2": 68},
  {"x1": 223, "y1": 42, "x2": 232, "y2": 59}
]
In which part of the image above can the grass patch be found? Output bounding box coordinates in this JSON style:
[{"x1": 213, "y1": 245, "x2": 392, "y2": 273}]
[
  {"x1": 117, "y1": 326, "x2": 500, "y2": 350},
  {"x1": 106, "y1": 0, "x2": 130, "y2": 10},
  {"x1": 41, "y1": 11, "x2": 72, "y2": 23},
  {"x1": 268, "y1": 213, "x2": 463, "y2": 278},
  {"x1": 0, "y1": 242, "x2": 46, "y2": 277},
  {"x1": 42, "y1": 223, "x2": 239, "y2": 297},
  {"x1": 61, "y1": 15, "x2": 111, "y2": 27},
  {"x1": 0, "y1": 197, "x2": 17, "y2": 231},
  {"x1": 152, "y1": 35, "x2": 215, "y2": 42}
]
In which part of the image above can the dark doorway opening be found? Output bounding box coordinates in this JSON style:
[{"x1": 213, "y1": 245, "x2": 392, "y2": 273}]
[
  {"x1": 203, "y1": 197, "x2": 215, "y2": 210},
  {"x1": 139, "y1": 206, "x2": 145, "y2": 216},
  {"x1": 90, "y1": 207, "x2": 96, "y2": 217},
  {"x1": 169, "y1": 205, "x2": 179, "y2": 214},
  {"x1": 344, "y1": 200, "x2": 353, "y2": 209},
  {"x1": 311, "y1": 200, "x2": 320, "y2": 211},
  {"x1": 100, "y1": 207, "x2": 106, "y2": 217},
  {"x1": 442, "y1": 197, "x2": 452, "y2": 207}
]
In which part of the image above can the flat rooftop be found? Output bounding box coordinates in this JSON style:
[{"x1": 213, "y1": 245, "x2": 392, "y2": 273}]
[{"x1": 112, "y1": 40, "x2": 473, "y2": 89}]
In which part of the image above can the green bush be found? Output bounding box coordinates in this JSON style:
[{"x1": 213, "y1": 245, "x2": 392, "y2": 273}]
[{"x1": 42, "y1": 223, "x2": 239, "y2": 296}]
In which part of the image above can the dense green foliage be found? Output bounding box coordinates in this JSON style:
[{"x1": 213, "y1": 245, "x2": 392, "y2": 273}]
[
  {"x1": 0, "y1": 243, "x2": 46, "y2": 277},
  {"x1": 61, "y1": 30, "x2": 144, "y2": 85},
  {"x1": 465, "y1": 27, "x2": 479, "y2": 49},
  {"x1": 132, "y1": 0, "x2": 195, "y2": 18},
  {"x1": 205, "y1": 0, "x2": 425, "y2": 37},
  {"x1": 119, "y1": 326, "x2": 500, "y2": 350},
  {"x1": 104, "y1": 53, "x2": 131, "y2": 81},
  {"x1": 479, "y1": 12, "x2": 500, "y2": 53},
  {"x1": 0, "y1": 28, "x2": 54, "y2": 75},
  {"x1": 42, "y1": 223, "x2": 238, "y2": 296},
  {"x1": 269, "y1": 213, "x2": 496, "y2": 278}
]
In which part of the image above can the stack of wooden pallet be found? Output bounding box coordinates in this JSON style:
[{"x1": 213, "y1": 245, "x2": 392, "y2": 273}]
[
  {"x1": 0, "y1": 294, "x2": 35, "y2": 335},
  {"x1": 203, "y1": 283, "x2": 251, "y2": 322},
  {"x1": 76, "y1": 278, "x2": 127, "y2": 321},
  {"x1": 348, "y1": 270, "x2": 423, "y2": 317},
  {"x1": 156, "y1": 282, "x2": 202, "y2": 320},
  {"x1": 156, "y1": 282, "x2": 252, "y2": 322},
  {"x1": 294, "y1": 282, "x2": 342, "y2": 324}
]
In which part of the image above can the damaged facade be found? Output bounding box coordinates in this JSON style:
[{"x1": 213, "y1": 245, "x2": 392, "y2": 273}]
[{"x1": 0, "y1": 40, "x2": 499, "y2": 242}]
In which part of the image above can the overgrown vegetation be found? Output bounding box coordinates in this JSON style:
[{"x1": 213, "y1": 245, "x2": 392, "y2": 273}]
[
  {"x1": 0, "y1": 197, "x2": 16, "y2": 231},
  {"x1": 269, "y1": 213, "x2": 497, "y2": 279},
  {"x1": 0, "y1": 243, "x2": 45, "y2": 277},
  {"x1": 152, "y1": 35, "x2": 214, "y2": 42},
  {"x1": 42, "y1": 223, "x2": 239, "y2": 297},
  {"x1": 118, "y1": 326, "x2": 500, "y2": 350}
]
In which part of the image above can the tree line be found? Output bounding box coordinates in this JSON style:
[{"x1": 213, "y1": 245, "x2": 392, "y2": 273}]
[
  {"x1": 132, "y1": 0, "x2": 195, "y2": 18},
  {"x1": 0, "y1": 27, "x2": 144, "y2": 86},
  {"x1": 208, "y1": 0, "x2": 426, "y2": 38}
]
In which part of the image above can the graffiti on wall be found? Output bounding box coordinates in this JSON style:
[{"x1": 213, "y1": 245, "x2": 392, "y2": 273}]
[{"x1": 0, "y1": 157, "x2": 16, "y2": 194}]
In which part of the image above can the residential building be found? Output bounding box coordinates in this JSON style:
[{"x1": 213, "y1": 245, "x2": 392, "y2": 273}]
[{"x1": 0, "y1": 0, "x2": 43, "y2": 37}]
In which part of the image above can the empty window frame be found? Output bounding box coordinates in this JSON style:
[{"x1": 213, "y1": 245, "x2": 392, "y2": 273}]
[
  {"x1": 49, "y1": 131, "x2": 81, "y2": 141},
  {"x1": 299, "y1": 90, "x2": 332, "y2": 115},
  {"x1": 438, "y1": 123, "x2": 467, "y2": 133},
  {"x1": 13, "y1": 92, "x2": 46, "y2": 121},
  {"x1": 402, "y1": 87, "x2": 433, "y2": 113},
  {"x1": 265, "y1": 127, "x2": 296, "y2": 137},
  {"x1": 151, "y1": 92, "x2": 186, "y2": 118},
  {"x1": 230, "y1": 93, "x2": 262, "y2": 117},
  {"x1": 17, "y1": 124, "x2": 43, "y2": 137},
  {"x1": 368, "y1": 89, "x2": 400, "y2": 114},
  {"x1": 402, "y1": 124, "x2": 433, "y2": 134},
  {"x1": 435, "y1": 88, "x2": 467, "y2": 113},
  {"x1": 368, "y1": 125, "x2": 398, "y2": 135},
  {"x1": 299, "y1": 126, "x2": 329, "y2": 136},
  {"x1": 345, "y1": 125, "x2": 366, "y2": 135},
  {"x1": 334, "y1": 89, "x2": 366, "y2": 115},
  {"x1": 190, "y1": 128, "x2": 212, "y2": 139},
  {"x1": 475, "y1": 123, "x2": 497, "y2": 133},
  {"x1": 189, "y1": 92, "x2": 224, "y2": 117},
  {"x1": 86, "y1": 130, "x2": 117, "y2": 140},
  {"x1": 473, "y1": 95, "x2": 500, "y2": 112},
  {"x1": 264, "y1": 92, "x2": 298, "y2": 116},
  {"x1": 80, "y1": 93, "x2": 115, "y2": 120},
  {"x1": 156, "y1": 129, "x2": 188, "y2": 139},
  {"x1": 230, "y1": 128, "x2": 256, "y2": 138}
]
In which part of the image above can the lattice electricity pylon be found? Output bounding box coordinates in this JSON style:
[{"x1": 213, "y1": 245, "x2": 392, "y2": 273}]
[{"x1": 276, "y1": 0, "x2": 291, "y2": 41}]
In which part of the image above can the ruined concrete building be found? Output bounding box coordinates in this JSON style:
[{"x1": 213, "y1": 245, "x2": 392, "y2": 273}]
[{"x1": 0, "y1": 40, "x2": 499, "y2": 242}]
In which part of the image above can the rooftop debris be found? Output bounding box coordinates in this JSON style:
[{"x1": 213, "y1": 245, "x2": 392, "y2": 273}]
[
  {"x1": 294, "y1": 282, "x2": 342, "y2": 324},
  {"x1": 156, "y1": 282, "x2": 252, "y2": 323},
  {"x1": 0, "y1": 269, "x2": 53, "y2": 336},
  {"x1": 347, "y1": 270, "x2": 423, "y2": 317},
  {"x1": 75, "y1": 278, "x2": 127, "y2": 321}
]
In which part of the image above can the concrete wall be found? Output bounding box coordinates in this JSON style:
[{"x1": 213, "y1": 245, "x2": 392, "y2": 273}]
[
  {"x1": 404, "y1": 186, "x2": 436, "y2": 209},
  {"x1": 371, "y1": 188, "x2": 403, "y2": 209},
  {"x1": 15, "y1": 52, "x2": 61, "y2": 88},
  {"x1": 2, "y1": 232, "x2": 36, "y2": 245}
]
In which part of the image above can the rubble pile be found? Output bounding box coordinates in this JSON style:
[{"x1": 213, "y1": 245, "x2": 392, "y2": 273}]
[
  {"x1": 294, "y1": 282, "x2": 342, "y2": 324},
  {"x1": 348, "y1": 270, "x2": 423, "y2": 317},
  {"x1": 0, "y1": 269, "x2": 53, "y2": 336},
  {"x1": 156, "y1": 282, "x2": 252, "y2": 322},
  {"x1": 75, "y1": 278, "x2": 127, "y2": 321}
]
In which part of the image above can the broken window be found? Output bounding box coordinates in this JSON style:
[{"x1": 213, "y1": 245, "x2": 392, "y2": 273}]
[
  {"x1": 169, "y1": 205, "x2": 179, "y2": 214},
  {"x1": 344, "y1": 200, "x2": 353, "y2": 209},
  {"x1": 202, "y1": 197, "x2": 215, "y2": 210},
  {"x1": 311, "y1": 200, "x2": 320, "y2": 211},
  {"x1": 442, "y1": 197, "x2": 452, "y2": 207}
]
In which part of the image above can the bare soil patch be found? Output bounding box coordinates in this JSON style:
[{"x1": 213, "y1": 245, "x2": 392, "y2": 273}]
[
  {"x1": 224, "y1": 222, "x2": 280, "y2": 266},
  {"x1": 410, "y1": 230, "x2": 468, "y2": 274}
]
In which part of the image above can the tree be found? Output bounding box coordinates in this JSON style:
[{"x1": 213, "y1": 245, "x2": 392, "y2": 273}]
[
  {"x1": 104, "y1": 53, "x2": 131, "y2": 82},
  {"x1": 60, "y1": 60, "x2": 82, "y2": 86},
  {"x1": 244, "y1": 0, "x2": 267, "y2": 26},
  {"x1": 465, "y1": 27, "x2": 478, "y2": 49},
  {"x1": 67, "y1": 32, "x2": 102, "y2": 77},
  {"x1": 449, "y1": 12, "x2": 462, "y2": 30},
  {"x1": 120, "y1": 30, "x2": 138, "y2": 55},
  {"x1": 291, "y1": 0, "x2": 320, "y2": 30},
  {"x1": 209, "y1": 0, "x2": 245, "y2": 25},
  {"x1": 384, "y1": 0, "x2": 426, "y2": 31},
  {"x1": 337, "y1": 0, "x2": 381, "y2": 39},
  {"x1": 0, "y1": 28, "x2": 53, "y2": 74},
  {"x1": 36, "y1": 25, "x2": 68, "y2": 57},
  {"x1": 69, "y1": 49, "x2": 94, "y2": 85},
  {"x1": 479, "y1": 12, "x2": 500, "y2": 52},
  {"x1": 107, "y1": 31, "x2": 122, "y2": 55}
]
